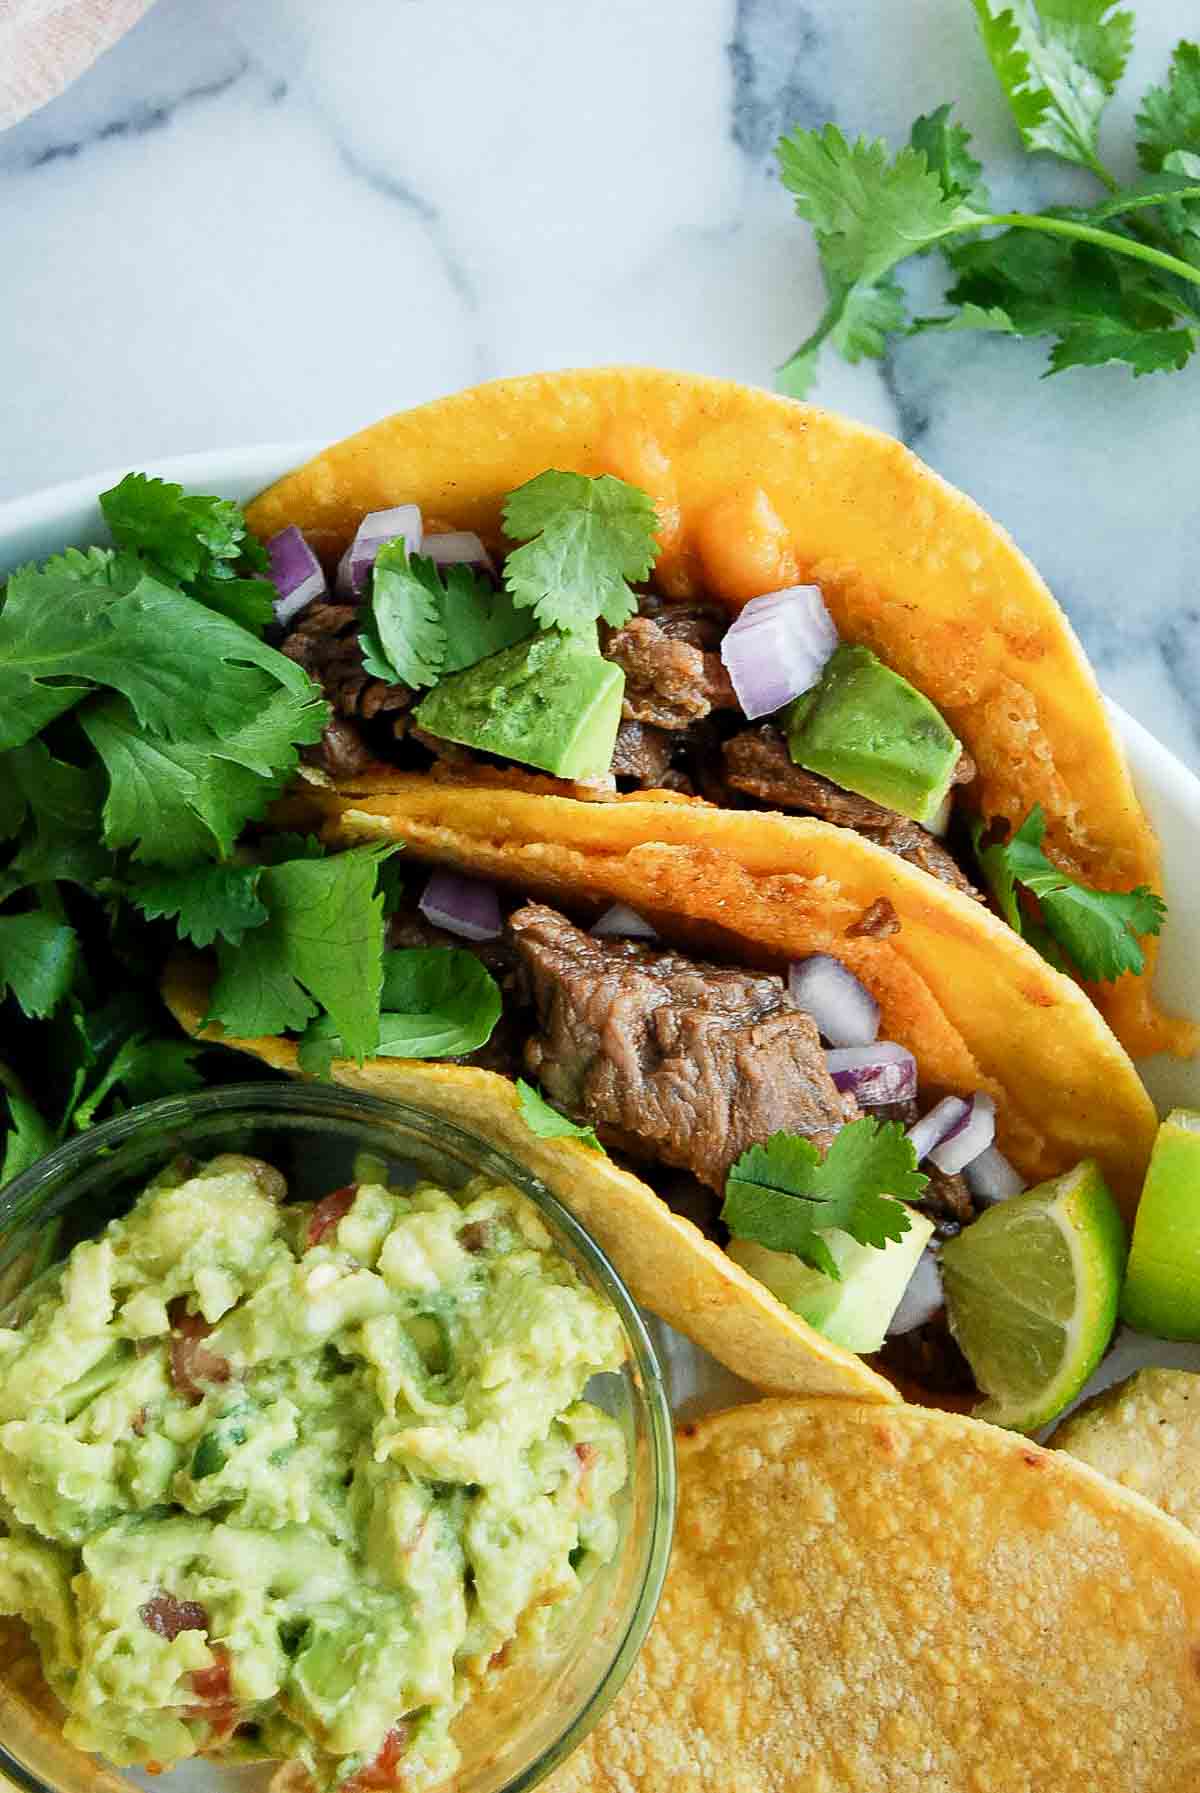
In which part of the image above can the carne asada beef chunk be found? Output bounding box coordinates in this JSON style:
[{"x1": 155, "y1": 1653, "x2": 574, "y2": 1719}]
[
  {"x1": 611, "y1": 720, "x2": 683, "y2": 790},
  {"x1": 916, "y1": 1165, "x2": 975, "y2": 1232},
  {"x1": 282, "y1": 602, "x2": 414, "y2": 777},
  {"x1": 722, "y1": 726, "x2": 982, "y2": 900},
  {"x1": 603, "y1": 615, "x2": 738, "y2": 729},
  {"x1": 508, "y1": 902, "x2": 859, "y2": 1191},
  {"x1": 638, "y1": 595, "x2": 730, "y2": 652},
  {"x1": 876, "y1": 1312, "x2": 977, "y2": 1397}
]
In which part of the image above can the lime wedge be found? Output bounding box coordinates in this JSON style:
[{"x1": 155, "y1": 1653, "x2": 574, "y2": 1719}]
[
  {"x1": 1121, "y1": 1109, "x2": 1200, "y2": 1339},
  {"x1": 940, "y1": 1161, "x2": 1126, "y2": 1432}
]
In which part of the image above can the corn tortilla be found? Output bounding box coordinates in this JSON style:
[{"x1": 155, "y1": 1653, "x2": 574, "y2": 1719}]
[
  {"x1": 245, "y1": 366, "x2": 1191, "y2": 1061},
  {"x1": 543, "y1": 1398, "x2": 1200, "y2": 1793},
  {"x1": 269, "y1": 785, "x2": 1159, "y2": 1213},
  {"x1": 1055, "y1": 1368, "x2": 1200, "y2": 1536},
  {"x1": 162, "y1": 955, "x2": 897, "y2": 1403}
]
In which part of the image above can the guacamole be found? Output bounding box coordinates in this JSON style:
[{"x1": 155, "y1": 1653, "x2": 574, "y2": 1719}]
[{"x1": 0, "y1": 1155, "x2": 628, "y2": 1790}]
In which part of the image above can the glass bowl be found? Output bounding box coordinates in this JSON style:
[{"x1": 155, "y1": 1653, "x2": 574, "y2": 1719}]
[{"x1": 0, "y1": 1083, "x2": 675, "y2": 1793}]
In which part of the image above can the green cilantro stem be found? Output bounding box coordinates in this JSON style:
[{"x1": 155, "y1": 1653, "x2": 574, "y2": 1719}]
[{"x1": 977, "y1": 208, "x2": 1200, "y2": 289}]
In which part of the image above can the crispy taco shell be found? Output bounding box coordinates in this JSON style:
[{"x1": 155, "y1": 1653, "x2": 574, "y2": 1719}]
[
  {"x1": 542, "y1": 1398, "x2": 1200, "y2": 1793},
  {"x1": 268, "y1": 785, "x2": 1158, "y2": 1213},
  {"x1": 166, "y1": 793, "x2": 1154, "y2": 1398},
  {"x1": 246, "y1": 366, "x2": 1191, "y2": 1060}
]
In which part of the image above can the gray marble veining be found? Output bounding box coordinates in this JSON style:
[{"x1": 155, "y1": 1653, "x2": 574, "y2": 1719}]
[{"x1": 1, "y1": 0, "x2": 1196, "y2": 766}]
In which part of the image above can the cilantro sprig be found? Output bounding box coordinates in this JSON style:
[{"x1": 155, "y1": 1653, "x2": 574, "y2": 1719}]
[
  {"x1": 502, "y1": 471, "x2": 660, "y2": 633},
  {"x1": 720, "y1": 1119, "x2": 925, "y2": 1280},
  {"x1": 776, "y1": 8, "x2": 1200, "y2": 392},
  {"x1": 359, "y1": 544, "x2": 533, "y2": 689},
  {"x1": 972, "y1": 804, "x2": 1165, "y2": 981}
]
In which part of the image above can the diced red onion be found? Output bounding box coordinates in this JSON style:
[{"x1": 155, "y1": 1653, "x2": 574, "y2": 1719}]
[
  {"x1": 422, "y1": 531, "x2": 496, "y2": 578},
  {"x1": 591, "y1": 903, "x2": 658, "y2": 941},
  {"x1": 825, "y1": 1042, "x2": 917, "y2": 1105},
  {"x1": 336, "y1": 504, "x2": 423, "y2": 598},
  {"x1": 929, "y1": 1092, "x2": 996, "y2": 1175},
  {"x1": 719, "y1": 584, "x2": 838, "y2": 720},
  {"x1": 907, "y1": 1095, "x2": 970, "y2": 1164},
  {"x1": 266, "y1": 526, "x2": 326, "y2": 624},
  {"x1": 417, "y1": 869, "x2": 502, "y2": 942},
  {"x1": 887, "y1": 1247, "x2": 944, "y2": 1336},
  {"x1": 964, "y1": 1142, "x2": 1024, "y2": 1206},
  {"x1": 788, "y1": 954, "x2": 879, "y2": 1047}
]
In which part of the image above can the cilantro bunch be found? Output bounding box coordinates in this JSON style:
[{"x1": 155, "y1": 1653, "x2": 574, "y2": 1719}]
[
  {"x1": 0, "y1": 479, "x2": 440, "y2": 1177},
  {"x1": 777, "y1": 4, "x2": 1200, "y2": 391}
]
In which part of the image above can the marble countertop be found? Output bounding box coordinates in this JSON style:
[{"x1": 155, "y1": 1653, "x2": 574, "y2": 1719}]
[{"x1": 1, "y1": 0, "x2": 1196, "y2": 766}]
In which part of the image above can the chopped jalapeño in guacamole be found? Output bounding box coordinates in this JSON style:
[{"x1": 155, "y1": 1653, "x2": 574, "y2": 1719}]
[{"x1": 0, "y1": 1154, "x2": 627, "y2": 1790}]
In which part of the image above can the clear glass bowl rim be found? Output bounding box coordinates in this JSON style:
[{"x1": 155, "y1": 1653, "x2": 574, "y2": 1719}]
[{"x1": 0, "y1": 1080, "x2": 676, "y2": 1793}]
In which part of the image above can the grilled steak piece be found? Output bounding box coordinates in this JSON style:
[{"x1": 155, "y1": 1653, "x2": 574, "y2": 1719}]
[
  {"x1": 916, "y1": 1165, "x2": 976, "y2": 1235},
  {"x1": 603, "y1": 615, "x2": 737, "y2": 729},
  {"x1": 877, "y1": 1312, "x2": 976, "y2": 1397},
  {"x1": 282, "y1": 603, "x2": 414, "y2": 722},
  {"x1": 639, "y1": 596, "x2": 730, "y2": 652},
  {"x1": 722, "y1": 726, "x2": 981, "y2": 900},
  {"x1": 611, "y1": 720, "x2": 679, "y2": 789},
  {"x1": 508, "y1": 903, "x2": 859, "y2": 1190}
]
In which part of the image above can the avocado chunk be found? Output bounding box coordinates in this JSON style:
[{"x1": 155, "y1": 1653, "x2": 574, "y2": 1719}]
[
  {"x1": 413, "y1": 630, "x2": 625, "y2": 781},
  {"x1": 784, "y1": 643, "x2": 962, "y2": 827},
  {"x1": 728, "y1": 1203, "x2": 935, "y2": 1352}
]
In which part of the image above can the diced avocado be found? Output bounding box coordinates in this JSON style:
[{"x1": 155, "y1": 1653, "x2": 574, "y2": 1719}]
[
  {"x1": 784, "y1": 643, "x2": 962, "y2": 827},
  {"x1": 727, "y1": 1203, "x2": 935, "y2": 1352},
  {"x1": 413, "y1": 630, "x2": 624, "y2": 781}
]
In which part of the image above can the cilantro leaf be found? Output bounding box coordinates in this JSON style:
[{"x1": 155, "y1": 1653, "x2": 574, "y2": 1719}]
[
  {"x1": 130, "y1": 863, "x2": 268, "y2": 948},
  {"x1": 775, "y1": 123, "x2": 973, "y2": 391},
  {"x1": 1136, "y1": 40, "x2": 1200, "y2": 172},
  {"x1": 502, "y1": 472, "x2": 659, "y2": 633},
  {"x1": 207, "y1": 844, "x2": 393, "y2": 1060},
  {"x1": 721, "y1": 1119, "x2": 923, "y2": 1281},
  {"x1": 297, "y1": 947, "x2": 501, "y2": 1075},
  {"x1": 361, "y1": 546, "x2": 533, "y2": 689},
  {"x1": 1046, "y1": 320, "x2": 1195, "y2": 373},
  {"x1": 0, "y1": 912, "x2": 79, "y2": 1019},
  {"x1": 973, "y1": 805, "x2": 1165, "y2": 979},
  {"x1": 100, "y1": 473, "x2": 266, "y2": 586},
  {"x1": 82, "y1": 694, "x2": 318, "y2": 867},
  {"x1": 970, "y1": 0, "x2": 1133, "y2": 175},
  {"x1": 189, "y1": 574, "x2": 276, "y2": 632},
  {"x1": 910, "y1": 104, "x2": 990, "y2": 205},
  {"x1": 70, "y1": 1034, "x2": 205, "y2": 1131},
  {"x1": 0, "y1": 743, "x2": 110, "y2": 899},
  {"x1": 1, "y1": 1082, "x2": 55, "y2": 1184},
  {"x1": 365, "y1": 545, "x2": 447, "y2": 688},
  {"x1": 516, "y1": 1079, "x2": 605, "y2": 1153},
  {"x1": 0, "y1": 557, "x2": 322, "y2": 755}
]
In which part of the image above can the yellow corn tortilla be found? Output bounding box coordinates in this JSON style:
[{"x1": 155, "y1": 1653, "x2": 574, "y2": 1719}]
[
  {"x1": 542, "y1": 1398, "x2": 1200, "y2": 1793},
  {"x1": 245, "y1": 366, "x2": 1191, "y2": 1062},
  {"x1": 163, "y1": 955, "x2": 897, "y2": 1403},
  {"x1": 1055, "y1": 1368, "x2": 1200, "y2": 1535},
  {"x1": 268, "y1": 785, "x2": 1158, "y2": 1214}
]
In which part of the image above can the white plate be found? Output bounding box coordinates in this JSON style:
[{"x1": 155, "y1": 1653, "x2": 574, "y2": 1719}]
[{"x1": 4, "y1": 442, "x2": 1199, "y2": 1426}]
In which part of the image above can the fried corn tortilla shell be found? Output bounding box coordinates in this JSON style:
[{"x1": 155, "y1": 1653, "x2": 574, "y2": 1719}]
[
  {"x1": 543, "y1": 1398, "x2": 1200, "y2": 1793},
  {"x1": 1056, "y1": 1368, "x2": 1200, "y2": 1536},
  {"x1": 163, "y1": 954, "x2": 896, "y2": 1402},
  {"x1": 270, "y1": 784, "x2": 1158, "y2": 1213},
  {"x1": 245, "y1": 366, "x2": 1191, "y2": 1061}
]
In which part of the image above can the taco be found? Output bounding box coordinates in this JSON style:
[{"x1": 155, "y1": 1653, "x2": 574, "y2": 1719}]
[
  {"x1": 539, "y1": 1398, "x2": 1200, "y2": 1793},
  {"x1": 246, "y1": 367, "x2": 1192, "y2": 1063},
  {"x1": 165, "y1": 804, "x2": 1157, "y2": 1410}
]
